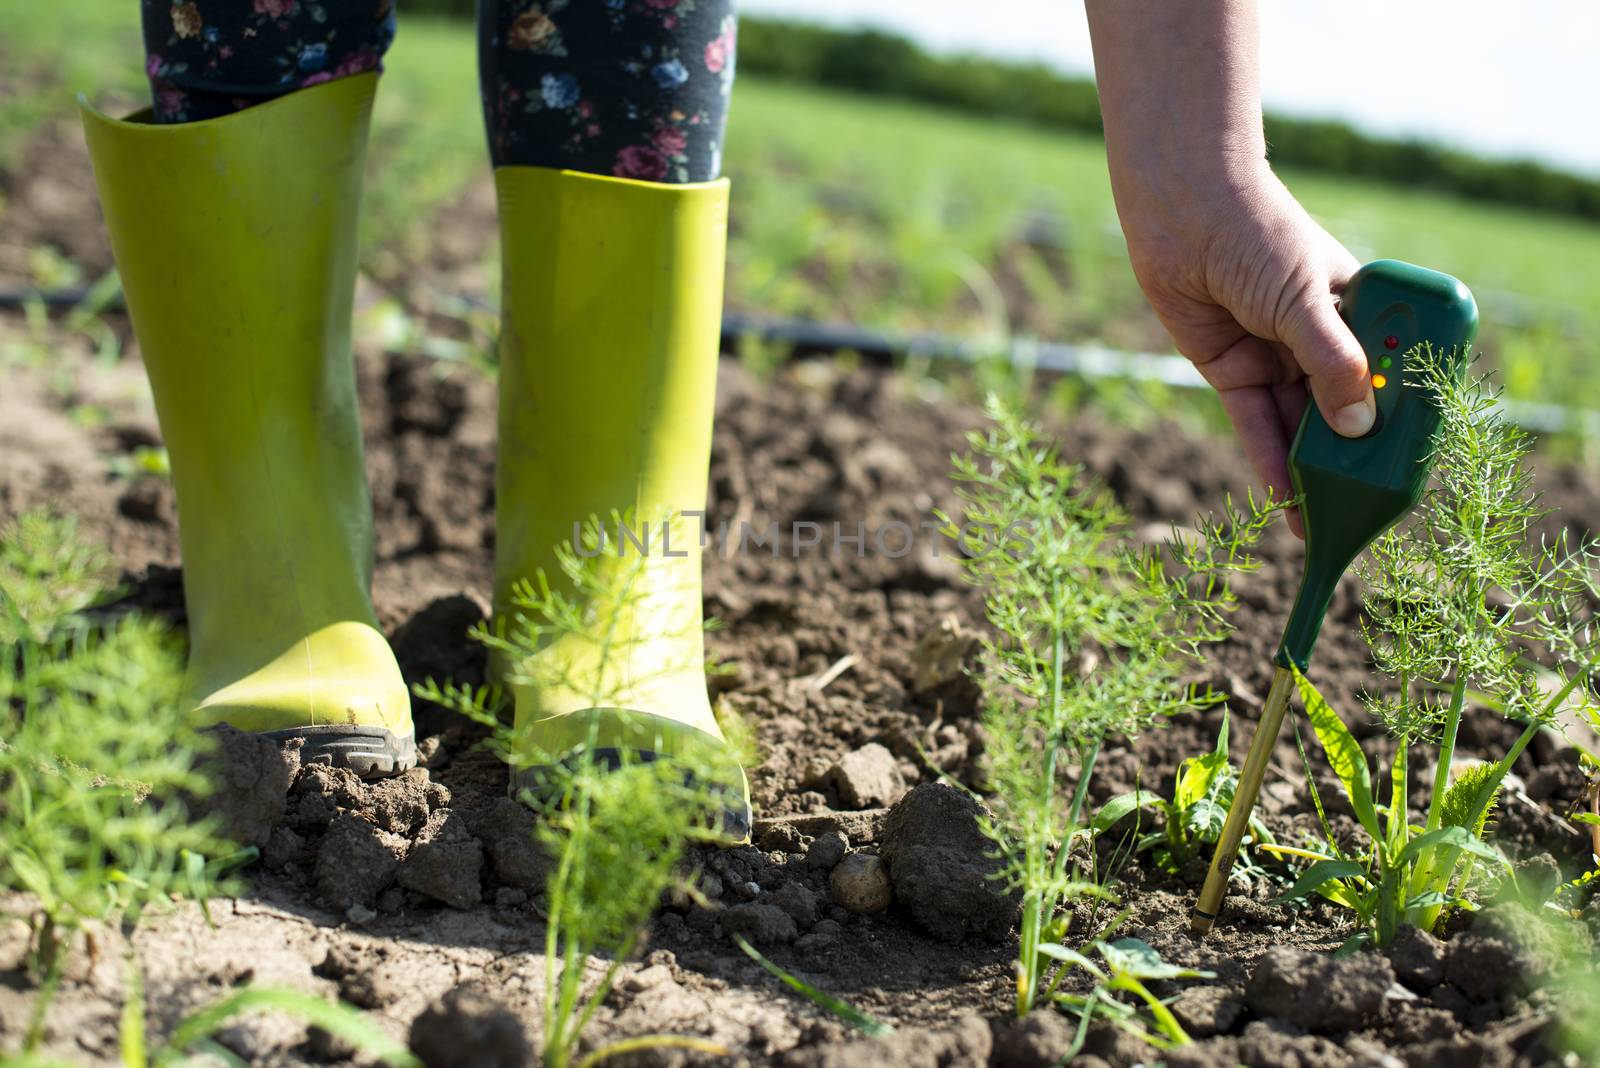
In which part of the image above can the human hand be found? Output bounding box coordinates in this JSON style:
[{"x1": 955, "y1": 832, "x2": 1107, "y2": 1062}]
[
  {"x1": 1084, "y1": 0, "x2": 1373, "y2": 537},
  {"x1": 1113, "y1": 166, "x2": 1371, "y2": 536}
]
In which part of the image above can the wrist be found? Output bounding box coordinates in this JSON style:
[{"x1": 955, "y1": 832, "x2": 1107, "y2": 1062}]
[{"x1": 1108, "y1": 143, "x2": 1276, "y2": 244}]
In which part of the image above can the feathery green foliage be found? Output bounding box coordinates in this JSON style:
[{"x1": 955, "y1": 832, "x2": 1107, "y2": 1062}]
[
  {"x1": 1277, "y1": 353, "x2": 1600, "y2": 947},
  {"x1": 416, "y1": 513, "x2": 744, "y2": 1068},
  {"x1": 0, "y1": 511, "x2": 236, "y2": 1051},
  {"x1": 941, "y1": 397, "x2": 1276, "y2": 1015}
]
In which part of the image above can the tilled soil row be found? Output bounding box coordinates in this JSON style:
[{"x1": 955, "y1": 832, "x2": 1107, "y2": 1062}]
[{"x1": 2, "y1": 330, "x2": 1597, "y2": 1066}]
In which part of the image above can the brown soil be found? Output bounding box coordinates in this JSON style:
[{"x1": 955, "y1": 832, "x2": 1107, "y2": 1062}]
[{"x1": 3, "y1": 122, "x2": 1598, "y2": 1068}]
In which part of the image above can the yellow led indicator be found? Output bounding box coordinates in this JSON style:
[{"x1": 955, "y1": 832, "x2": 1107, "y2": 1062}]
[{"x1": 1372, "y1": 373, "x2": 1388, "y2": 389}]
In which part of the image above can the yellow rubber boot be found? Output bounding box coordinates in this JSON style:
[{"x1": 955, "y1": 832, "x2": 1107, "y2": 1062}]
[
  {"x1": 80, "y1": 74, "x2": 414, "y2": 776},
  {"x1": 493, "y1": 166, "x2": 748, "y2": 833}
]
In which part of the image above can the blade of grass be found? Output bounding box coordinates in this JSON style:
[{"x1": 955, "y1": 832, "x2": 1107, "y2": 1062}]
[{"x1": 733, "y1": 934, "x2": 893, "y2": 1037}]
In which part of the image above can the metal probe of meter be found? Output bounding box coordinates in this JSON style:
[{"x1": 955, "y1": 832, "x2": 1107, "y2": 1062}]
[{"x1": 1189, "y1": 259, "x2": 1479, "y2": 937}]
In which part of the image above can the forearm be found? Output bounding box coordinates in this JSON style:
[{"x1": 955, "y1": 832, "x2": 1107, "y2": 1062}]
[{"x1": 1085, "y1": 0, "x2": 1269, "y2": 208}]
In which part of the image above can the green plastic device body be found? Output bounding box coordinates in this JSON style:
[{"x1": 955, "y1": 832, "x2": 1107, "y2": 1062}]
[{"x1": 1274, "y1": 260, "x2": 1478, "y2": 670}]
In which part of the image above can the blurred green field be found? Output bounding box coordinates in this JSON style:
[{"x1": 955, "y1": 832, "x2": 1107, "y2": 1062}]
[{"x1": 4, "y1": 0, "x2": 1599, "y2": 415}]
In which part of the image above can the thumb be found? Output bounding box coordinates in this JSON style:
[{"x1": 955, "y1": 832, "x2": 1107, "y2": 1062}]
[{"x1": 1278, "y1": 290, "x2": 1374, "y2": 438}]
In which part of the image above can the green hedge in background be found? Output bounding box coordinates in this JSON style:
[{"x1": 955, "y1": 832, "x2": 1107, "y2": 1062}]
[{"x1": 404, "y1": 5, "x2": 1600, "y2": 221}]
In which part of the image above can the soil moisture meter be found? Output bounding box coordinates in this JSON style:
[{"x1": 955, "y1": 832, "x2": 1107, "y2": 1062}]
[{"x1": 1190, "y1": 259, "x2": 1478, "y2": 936}]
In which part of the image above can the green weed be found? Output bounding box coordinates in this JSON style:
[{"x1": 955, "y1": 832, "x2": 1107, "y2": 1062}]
[
  {"x1": 1276, "y1": 354, "x2": 1600, "y2": 947},
  {"x1": 1095, "y1": 711, "x2": 1274, "y2": 880},
  {"x1": 1043, "y1": 925, "x2": 1213, "y2": 1054},
  {"x1": 0, "y1": 511, "x2": 236, "y2": 1052},
  {"x1": 941, "y1": 398, "x2": 1276, "y2": 1014},
  {"x1": 416, "y1": 514, "x2": 744, "y2": 1068}
]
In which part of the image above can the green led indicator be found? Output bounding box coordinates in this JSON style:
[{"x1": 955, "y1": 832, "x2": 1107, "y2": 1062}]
[{"x1": 1379, "y1": 356, "x2": 1392, "y2": 369}]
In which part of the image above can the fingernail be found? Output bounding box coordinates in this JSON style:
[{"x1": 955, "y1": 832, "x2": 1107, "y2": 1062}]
[{"x1": 1332, "y1": 398, "x2": 1375, "y2": 437}]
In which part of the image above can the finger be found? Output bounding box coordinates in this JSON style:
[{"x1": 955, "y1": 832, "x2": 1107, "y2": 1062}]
[
  {"x1": 1270, "y1": 373, "x2": 1309, "y2": 539},
  {"x1": 1269, "y1": 344, "x2": 1309, "y2": 435},
  {"x1": 1216, "y1": 383, "x2": 1295, "y2": 520},
  {"x1": 1277, "y1": 281, "x2": 1374, "y2": 438}
]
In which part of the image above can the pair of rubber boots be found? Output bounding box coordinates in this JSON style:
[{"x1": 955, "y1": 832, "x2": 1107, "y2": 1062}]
[{"x1": 81, "y1": 73, "x2": 746, "y2": 830}]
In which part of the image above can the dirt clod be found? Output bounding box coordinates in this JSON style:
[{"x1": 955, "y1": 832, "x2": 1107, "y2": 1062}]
[
  {"x1": 314, "y1": 813, "x2": 408, "y2": 909},
  {"x1": 193, "y1": 725, "x2": 297, "y2": 848},
  {"x1": 805, "y1": 829, "x2": 849, "y2": 871},
  {"x1": 1387, "y1": 924, "x2": 1446, "y2": 991},
  {"x1": 991, "y1": 1010, "x2": 1076, "y2": 1067},
  {"x1": 409, "y1": 982, "x2": 535, "y2": 1068},
  {"x1": 1236, "y1": 1020, "x2": 1354, "y2": 1068},
  {"x1": 1245, "y1": 946, "x2": 1394, "y2": 1033},
  {"x1": 827, "y1": 743, "x2": 907, "y2": 809},
  {"x1": 722, "y1": 902, "x2": 799, "y2": 945},
  {"x1": 880, "y1": 783, "x2": 1018, "y2": 942},
  {"x1": 784, "y1": 1011, "x2": 991, "y2": 1067},
  {"x1": 396, "y1": 809, "x2": 483, "y2": 909},
  {"x1": 770, "y1": 880, "x2": 822, "y2": 927},
  {"x1": 366, "y1": 768, "x2": 436, "y2": 836},
  {"x1": 1168, "y1": 983, "x2": 1244, "y2": 1038},
  {"x1": 473, "y1": 796, "x2": 551, "y2": 891},
  {"x1": 828, "y1": 852, "x2": 892, "y2": 914}
]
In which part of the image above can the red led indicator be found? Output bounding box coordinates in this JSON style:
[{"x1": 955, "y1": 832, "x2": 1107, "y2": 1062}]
[{"x1": 1383, "y1": 335, "x2": 1399, "y2": 350}]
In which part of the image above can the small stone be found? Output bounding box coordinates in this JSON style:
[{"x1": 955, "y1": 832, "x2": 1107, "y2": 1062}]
[
  {"x1": 345, "y1": 904, "x2": 377, "y2": 925},
  {"x1": 722, "y1": 902, "x2": 798, "y2": 945},
  {"x1": 1245, "y1": 947, "x2": 1394, "y2": 1033},
  {"x1": 805, "y1": 830, "x2": 849, "y2": 871},
  {"x1": 827, "y1": 743, "x2": 907, "y2": 809},
  {"x1": 1386, "y1": 924, "x2": 1446, "y2": 990},
  {"x1": 879, "y1": 783, "x2": 1018, "y2": 942},
  {"x1": 314, "y1": 813, "x2": 407, "y2": 909},
  {"x1": 829, "y1": 852, "x2": 892, "y2": 914},
  {"x1": 397, "y1": 810, "x2": 484, "y2": 909},
  {"x1": 409, "y1": 983, "x2": 533, "y2": 1068}
]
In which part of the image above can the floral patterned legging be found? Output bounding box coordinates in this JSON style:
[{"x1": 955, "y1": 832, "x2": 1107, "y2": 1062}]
[{"x1": 141, "y1": 0, "x2": 736, "y2": 183}]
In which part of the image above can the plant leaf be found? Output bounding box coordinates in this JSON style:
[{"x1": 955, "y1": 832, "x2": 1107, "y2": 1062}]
[
  {"x1": 1274, "y1": 859, "x2": 1366, "y2": 905},
  {"x1": 159, "y1": 988, "x2": 420, "y2": 1067},
  {"x1": 1397, "y1": 825, "x2": 1510, "y2": 871},
  {"x1": 1098, "y1": 937, "x2": 1215, "y2": 981},
  {"x1": 1403, "y1": 890, "x2": 1458, "y2": 911},
  {"x1": 1293, "y1": 669, "x2": 1382, "y2": 842},
  {"x1": 1092, "y1": 791, "x2": 1164, "y2": 834},
  {"x1": 733, "y1": 934, "x2": 893, "y2": 1037}
]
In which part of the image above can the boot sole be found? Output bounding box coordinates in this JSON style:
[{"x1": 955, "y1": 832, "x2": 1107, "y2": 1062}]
[
  {"x1": 509, "y1": 749, "x2": 752, "y2": 843},
  {"x1": 259, "y1": 725, "x2": 418, "y2": 779}
]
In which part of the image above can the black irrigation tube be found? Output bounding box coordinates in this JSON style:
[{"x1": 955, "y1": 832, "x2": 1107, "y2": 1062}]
[{"x1": 4, "y1": 285, "x2": 1596, "y2": 437}]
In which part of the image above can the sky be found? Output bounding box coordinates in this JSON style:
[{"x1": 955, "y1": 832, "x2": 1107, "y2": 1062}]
[{"x1": 740, "y1": 0, "x2": 1600, "y2": 177}]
